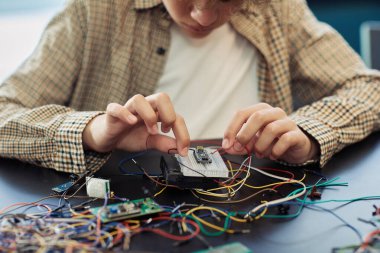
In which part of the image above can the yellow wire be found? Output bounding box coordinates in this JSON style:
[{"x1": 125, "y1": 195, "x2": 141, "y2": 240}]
[
  {"x1": 244, "y1": 173, "x2": 306, "y2": 189},
  {"x1": 88, "y1": 230, "x2": 119, "y2": 241},
  {"x1": 124, "y1": 220, "x2": 140, "y2": 230},
  {"x1": 195, "y1": 169, "x2": 250, "y2": 198},
  {"x1": 33, "y1": 233, "x2": 47, "y2": 253},
  {"x1": 154, "y1": 186, "x2": 167, "y2": 197},
  {"x1": 191, "y1": 188, "x2": 273, "y2": 204},
  {"x1": 182, "y1": 206, "x2": 247, "y2": 232},
  {"x1": 227, "y1": 160, "x2": 234, "y2": 176},
  {"x1": 254, "y1": 201, "x2": 268, "y2": 220},
  {"x1": 190, "y1": 213, "x2": 235, "y2": 234},
  {"x1": 73, "y1": 214, "x2": 96, "y2": 219}
]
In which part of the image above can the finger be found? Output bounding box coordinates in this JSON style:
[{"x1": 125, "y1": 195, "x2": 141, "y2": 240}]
[
  {"x1": 236, "y1": 107, "x2": 287, "y2": 146},
  {"x1": 125, "y1": 94, "x2": 159, "y2": 134},
  {"x1": 146, "y1": 134, "x2": 178, "y2": 153},
  {"x1": 106, "y1": 103, "x2": 137, "y2": 124},
  {"x1": 146, "y1": 93, "x2": 176, "y2": 133},
  {"x1": 271, "y1": 130, "x2": 303, "y2": 159},
  {"x1": 171, "y1": 114, "x2": 190, "y2": 156},
  {"x1": 260, "y1": 140, "x2": 277, "y2": 160},
  {"x1": 225, "y1": 137, "x2": 255, "y2": 155},
  {"x1": 253, "y1": 119, "x2": 295, "y2": 156},
  {"x1": 223, "y1": 103, "x2": 271, "y2": 149}
]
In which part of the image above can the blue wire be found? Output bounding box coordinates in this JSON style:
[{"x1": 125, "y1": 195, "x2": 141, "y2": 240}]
[
  {"x1": 118, "y1": 151, "x2": 147, "y2": 174},
  {"x1": 305, "y1": 205, "x2": 363, "y2": 243}
]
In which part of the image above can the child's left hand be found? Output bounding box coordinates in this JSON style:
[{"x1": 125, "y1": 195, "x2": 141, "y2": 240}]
[{"x1": 222, "y1": 103, "x2": 319, "y2": 164}]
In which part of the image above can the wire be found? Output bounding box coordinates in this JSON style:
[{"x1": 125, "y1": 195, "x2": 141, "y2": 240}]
[
  {"x1": 305, "y1": 205, "x2": 363, "y2": 244},
  {"x1": 244, "y1": 157, "x2": 307, "y2": 218},
  {"x1": 154, "y1": 186, "x2": 167, "y2": 197},
  {"x1": 131, "y1": 159, "x2": 180, "y2": 189},
  {"x1": 133, "y1": 217, "x2": 200, "y2": 241}
]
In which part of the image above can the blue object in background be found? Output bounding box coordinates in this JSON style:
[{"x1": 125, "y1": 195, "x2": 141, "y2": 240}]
[{"x1": 307, "y1": 0, "x2": 380, "y2": 54}]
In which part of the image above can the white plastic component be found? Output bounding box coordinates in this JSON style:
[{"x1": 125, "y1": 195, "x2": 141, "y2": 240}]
[
  {"x1": 86, "y1": 177, "x2": 110, "y2": 198},
  {"x1": 176, "y1": 147, "x2": 229, "y2": 178}
]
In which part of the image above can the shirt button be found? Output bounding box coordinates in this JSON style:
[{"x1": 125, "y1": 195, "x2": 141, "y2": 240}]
[{"x1": 156, "y1": 47, "x2": 166, "y2": 55}]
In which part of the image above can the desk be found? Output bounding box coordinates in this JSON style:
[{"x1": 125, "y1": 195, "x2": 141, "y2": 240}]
[{"x1": 1, "y1": 132, "x2": 380, "y2": 252}]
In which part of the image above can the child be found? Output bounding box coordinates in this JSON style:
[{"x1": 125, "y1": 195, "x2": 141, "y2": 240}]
[{"x1": 0, "y1": 0, "x2": 379, "y2": 174}]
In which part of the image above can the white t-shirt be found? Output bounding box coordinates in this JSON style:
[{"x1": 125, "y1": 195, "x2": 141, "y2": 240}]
[{"x1": 155, "y1": 23, "x2": 259, "y2": 139}]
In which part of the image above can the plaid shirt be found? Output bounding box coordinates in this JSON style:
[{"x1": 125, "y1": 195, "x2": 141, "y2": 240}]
[{"x1": 1, "y1": 0, "x2": 379, "y2": 173}]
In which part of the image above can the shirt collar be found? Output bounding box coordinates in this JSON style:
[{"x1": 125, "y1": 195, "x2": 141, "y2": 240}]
[{"x1": 134, "y1": 0, "x2": 163, "y2": 10}]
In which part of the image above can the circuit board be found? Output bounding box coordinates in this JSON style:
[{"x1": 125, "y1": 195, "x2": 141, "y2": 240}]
[
  {"x1": 160, "y1": 147, "x2": 229, "y2": 189},
  {"x1": 89, "y1": 198, "x2": 164, "y2": 223},
  {"x1": 176, "y1": 147, "x2": 229, "y2": 178},
  {"x1": 51, "y1": 181, "x2": 74, "y2": 193}
]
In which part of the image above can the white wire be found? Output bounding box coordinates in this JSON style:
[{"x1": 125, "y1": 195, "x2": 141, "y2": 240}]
[{"x1": 243, "y1": 157, "x2": 307, "y2": 218}]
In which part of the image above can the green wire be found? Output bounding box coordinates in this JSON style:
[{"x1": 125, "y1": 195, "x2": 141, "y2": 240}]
[
  {"x1": 263, "y1": 188, "x2": 311, "y2": 219},
  {"x1": 262, "y1": 177, "x2": 348, "y2": 219}
]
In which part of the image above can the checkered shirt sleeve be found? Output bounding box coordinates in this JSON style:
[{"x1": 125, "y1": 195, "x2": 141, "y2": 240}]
[{"x1": 0, "y1": 0, "x2": 110, "y2": 173}]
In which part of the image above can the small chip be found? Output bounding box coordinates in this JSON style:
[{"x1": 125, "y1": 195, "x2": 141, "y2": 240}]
[{"x1": 194, "y1": 146, "x2": 212, "y2": 164}]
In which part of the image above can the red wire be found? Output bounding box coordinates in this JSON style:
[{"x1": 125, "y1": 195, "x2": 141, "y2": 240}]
[
  {"x1": 134, "y1": 217, "x2": 200, "y2": 241},
  {"x1": 257, "y1": 167, "x2": 295, "y2": 179},
  {"x1": 112, "y1": 226, "x2": 124, "y2": 245},
  {"x1": 224, "y1": 156, "x2": 251, "y2": 187},
  {"x1": 360, "y1": 229, "x2": 380, "y2": 250}
]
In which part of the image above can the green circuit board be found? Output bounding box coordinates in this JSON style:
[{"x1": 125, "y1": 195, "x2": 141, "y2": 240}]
[{"x1": 90, "y1": 197, "x2": 164, "y2": 223}]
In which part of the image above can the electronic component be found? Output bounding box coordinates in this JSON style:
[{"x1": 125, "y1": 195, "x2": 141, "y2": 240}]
[
  {"x1": 373, "y1": 205, "x2": 380, "y2": 216},
  {"x1": 86, "y1": 177, "x2": 110, "y2": 199},
  {"x1": 277, "y1": 204, "x2": 290, "y2": 215},
  {"x1": 160, "y1": 147, "x2": 228, "y2": 189},
  {"x1": 89, "y1": 198, "x2": 164, "y2": 223},
  {"x1": 51, "y1": 181, "x2": 75, "y2": 194},
  {"x1": 193, "y1": 242, "x2": 252, "y2": 253},
  {"x1": 307, "y1": 186, "x2": 322, "y2": 201},
  {"x1": 194, "y1": 146, "x2": 212, "y2": 164}
]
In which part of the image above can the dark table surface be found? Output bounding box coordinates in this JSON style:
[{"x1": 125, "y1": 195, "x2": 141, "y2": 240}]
[{"x1": 1, "y1": 132, "x2": 380, "y2": 253}]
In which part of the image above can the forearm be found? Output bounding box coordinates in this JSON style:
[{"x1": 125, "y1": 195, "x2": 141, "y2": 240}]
[
  {"x1": 290, "y1": 72, "x2": 380, "y2": 167},
  {"x1": 0, "y1": 97, "x2": 110, "y2": 173},
  {"x1": 283, "y1": 0, "x2": 380, "y2": 167}
]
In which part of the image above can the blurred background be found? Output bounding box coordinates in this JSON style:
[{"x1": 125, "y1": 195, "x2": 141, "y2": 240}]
[{"x1": 0, "y1": 0, "x2": 379, "y2": 82}]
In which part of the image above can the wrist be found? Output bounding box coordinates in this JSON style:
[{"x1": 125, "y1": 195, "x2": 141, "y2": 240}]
[
  {"x1": 307, "y1": 137, "x2": 320, "y2": 161},
  {"x1": 82, "y1": 115, "x2": 101, "y2": 152}
]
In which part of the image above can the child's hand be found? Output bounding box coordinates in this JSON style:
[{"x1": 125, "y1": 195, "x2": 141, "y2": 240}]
[
  {"x1": 222, "y1": 103, "x2": 319, "y2": 164},
  {"x1": 82, "y1": 93, "x2": 190, "y2": 156}
]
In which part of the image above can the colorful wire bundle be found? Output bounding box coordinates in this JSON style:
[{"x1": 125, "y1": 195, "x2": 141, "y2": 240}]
[{"x1": 1, "y1": 145, "x2": 380, "y2": 252}]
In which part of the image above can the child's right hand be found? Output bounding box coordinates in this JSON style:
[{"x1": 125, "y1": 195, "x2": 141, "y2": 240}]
[{"x1": 82, "y1": 93, "x2": 190, "y2": 156}]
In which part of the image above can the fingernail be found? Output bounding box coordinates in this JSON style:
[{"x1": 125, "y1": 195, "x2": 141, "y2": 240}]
[
  {"x1": 127, "y1": 115, "x2": 137, "y2": 124},
  {"x1": 222, "y1": 139, "x2": 229, "y2": 149},
  {"x1": 234, "y1": 142, "x2": 244, "y2": 151}
]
